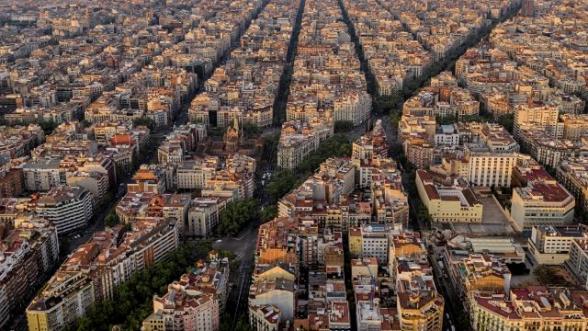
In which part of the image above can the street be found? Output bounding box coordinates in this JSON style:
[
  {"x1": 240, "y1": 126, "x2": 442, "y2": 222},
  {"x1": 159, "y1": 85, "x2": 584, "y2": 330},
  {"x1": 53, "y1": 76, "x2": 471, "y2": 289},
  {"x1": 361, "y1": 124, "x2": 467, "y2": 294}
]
[{"x1": 212, "y1": 220, "x2": 259, "y2": 327}]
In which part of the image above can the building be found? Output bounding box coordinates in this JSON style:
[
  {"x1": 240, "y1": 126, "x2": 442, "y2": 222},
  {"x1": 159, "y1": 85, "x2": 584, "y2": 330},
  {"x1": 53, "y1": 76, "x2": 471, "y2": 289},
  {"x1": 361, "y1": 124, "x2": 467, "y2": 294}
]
[
  {"x1": 32, "y1": 185, "x2": 94, "y2": 234},
  {"x1": 444, "y1": 250, "x2": 511, "y2": 307},
  {"x1": 0, "y1": 217, "x2": 59, "y2": 330},
  {"x1": 22, "y1": 159, "x2": 63, "y2": 192},
  {"x1": 511, "y1": 166, "x2": 575, "y2": 230},
  {"x1": 141, "y1": 255, "x2": 229, "y2": 331},
  {"x1": 27, "y1": 219, "x2": 180, "y2": 331},
  {"x1": 446, "y1": 235, "x2": 525, "y2": 264},
  {"x1": 385, "y1": 230, "x2": 444, "y2": 331},
  {"x1": 249, "y1": 305, "x2": 281, "y2": 331},
  {"x1": 175, "y1": 157, "x2": 219, "y2": 190},
  {"x1": 128, "y1": 165, "x2": 168, "y2": 194},
  {"x1": 248, "y1": 278, "x2": 295, "y2": 323},
  {"x1": 187, "y1": 197, "x2": 228, "y2": 237},
  {"x1": 66, "y1": 170, "x2": 110, "y2": 204},
  {"x1": 277, "y1": 119, "x2": 333, "y2": 170},
  {"x1": 0, "y1": 167, "x2": 24, "y2": 198},
  {"x1": 416, "y1": 170, "x2": 483, "y2": 223},
  {"x1": 351, "y1": 257, "x2": 378, "y2": 281},
  {"x1": 359, "y1": 224, "x2": 389, "y2": 265},
  {"x1": 470, "y1": 287, "x2": 588, "y2": 331},
  {"x1": 398, "y1": 115, "x2": 436, "y2": 169},
  {"x1": 568, "y1": 238, "x2": 588, "y2": 289},
  {"x1": 395, "y1": 257, "x2": 444, "y2": 331},
  {"x1": 529, "y1": 225, "x2": 588, "y2": 265},
  {"x1": 557, "y1": 157, "x2": 588, "y2": 213},
  {"x1": 440, "y1": 123, "x2": 519, "y2": 187},
  {"x1": 514, "y1": 102, "x2": 559, "y2": 138},
  {"x1": 423, "y1": 122, "x2": 520, "y2": 188},
  {"x1": 351, "y1": 119, "x2": 388, "y2": 162}
]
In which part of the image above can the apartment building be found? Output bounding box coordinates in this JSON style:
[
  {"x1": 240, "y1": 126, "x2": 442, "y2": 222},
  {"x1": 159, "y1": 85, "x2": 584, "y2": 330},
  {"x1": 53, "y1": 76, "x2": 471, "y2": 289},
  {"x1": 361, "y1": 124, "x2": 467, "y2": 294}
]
[
  {"x1": 398, "y1": 115, "x2": 436, "y2": 169},
  {"x1": 32, "y1": 185, "x2": 94, "y2": 234},
  {"x1": 567, "y1": 238, "x2": 588, "y2": 289},
  {"x1": 0, "y1": 217, "x2": 59, "y2": 330},
  {"x1": 187, "y1": 197, "x2": 228, "y2": 238},
  {"x1": 470, "y1": 287, "x2": 588, "y2": 331},
  {"x1": 0, "y1": 167, "x2": 24, "y2": 198},
  {"x1": 249, "y1": 278, "x2": 295, "y2": 323},
  {"x1": 359, "y1": 224, "x2": 389, "y2": 265},
  {"x1": 557, "y1": 157, "x2": 588, "y2": 212},
  {"x1": 141, "y1": 255, "x2": 229, "y2": 331},
  {"x1": 277, "y1": 119, "x2": 333, "y2": 170},
  {"x1": 514, "y1": 102, "x2": 559, "y2": 138},
  {"x1": 529, "y1": 225, "x2": 588, "y2": 265},
  {"x1": 431, "y1": 122, "x2": 520, "y2": 187},
  {"x1": 395, "y1": 256, "x2": 444, "y2": 331},
  {"x1": 27, "y1": 218, "x2": 179, "y2": 331},
  {"x1": 403, "y1": 86, "x2": 479, "y2": 120},
  {"x1": 444, "y1": 250, "x2": 511, "y2": 309},
  {"x1": 249, "y1": 305, "x2": 281, "y2": 331},
  {"x1": 22, "y1": 159, "x2": 63, "y2": 192},
  {"x1": 127, "y1": 165, "x2": 169, "y2": 194}
]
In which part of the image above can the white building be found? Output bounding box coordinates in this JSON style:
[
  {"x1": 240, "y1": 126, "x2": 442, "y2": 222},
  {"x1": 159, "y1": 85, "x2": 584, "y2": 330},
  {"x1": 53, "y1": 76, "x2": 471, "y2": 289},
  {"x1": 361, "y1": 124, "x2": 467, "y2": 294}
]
[
  {"x1": 360, "y1": 224, "x2": 389, "y2": 265},
  {"x1": 511, "y1": 180, "x2": 575, "y2": 230},
  {"x1": 176, "y1": 158, "x2": 218, "y2": 190},
  {"x1": 248, "y1": 278, "x2": 295, "y2": 323},
  {"x1": 567, "y1": 238, "x2": 588, "y2": 289},
  {"x1": 187, "y1": 197, "x2": 227, "y2": 237},
  {"x1": 464, "y1": 148, "x2": 518, "y2": 187},
  {"x1": 249, "y1": 305, "x2": 281, "y2": 331},
  {"x1": 529, "y1": 225, "x2": 588, "y2": 265},
  {"x1": 434, "y1": 124, "x2": 460, "y2": 147},
  {"x1": 34, "y1": 185, "x2": 94, "y2": 234},
  {"x1": 22, "y1": 159, "x2": 63, "y2": 192}
]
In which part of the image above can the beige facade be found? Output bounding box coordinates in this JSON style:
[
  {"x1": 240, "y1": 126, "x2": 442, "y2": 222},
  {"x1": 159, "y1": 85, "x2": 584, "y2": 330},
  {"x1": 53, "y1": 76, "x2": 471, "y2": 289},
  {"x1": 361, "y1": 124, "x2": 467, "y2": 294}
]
[{"x1": 416, "y1": 170, "x2": 483, "y2": 223}]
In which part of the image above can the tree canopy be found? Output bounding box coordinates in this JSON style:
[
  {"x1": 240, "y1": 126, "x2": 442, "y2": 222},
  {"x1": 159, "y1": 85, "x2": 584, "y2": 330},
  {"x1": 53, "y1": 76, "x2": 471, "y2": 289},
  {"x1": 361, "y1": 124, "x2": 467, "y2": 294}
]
[
  {"x1": 105, "y1": 210, "x2": 120, "y2": 227},
  {"x1": 334, "y1": 120, "x2": 354, "y2": 133},
  {"x1": 217, "y1": 198, "x2": 260, "y2": 236},
  {"x1": 132, "y1": 117, "x2": 156, "y2": 130}
]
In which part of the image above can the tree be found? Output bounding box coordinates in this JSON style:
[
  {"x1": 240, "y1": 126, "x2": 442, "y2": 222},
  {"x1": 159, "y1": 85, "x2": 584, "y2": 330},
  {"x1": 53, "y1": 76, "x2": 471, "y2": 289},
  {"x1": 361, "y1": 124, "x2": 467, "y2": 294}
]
[
  {"x1": 80, "y1": 120, "x2": 91, "y2": 128},
  {"x1": 99, "y1": 192, "x2": 114, "y2": 209},
  {"x1": 334, "y1": 120, "x2": 354, "y2": 133},
  {"x1": 217, "y1": 198, "x2": 260, "y2": 236},
  {"x1": 105, "y1": 211, "x2": 120, "y2": 227},
  {"x1": 242, "y1": 122, "x2": 261, "y2": 138},
  {"x1": 295, "y1": 134, "x2": 351, "y2": 174},
  {"x1": 436, "y1": 114, "x2": 457, "y2": 125},
  {"x1": 496, "y1": 113, "x2": 514, "y2": 133},
  {"x1": 266, "y1": 170, "x2": 298, "y2": 204},
  {"x1": 374, "y1": 92, "x2": 403, "y2": 114},
  {"x1": 260, "y1": 205, "x2": 277, "y2": 222},
  {"x1": 132, "y1": 117, "x2": 156, "y2": 130},
  {"x1": 260, "y1": 133, "x2": 280, "y2": 168},
  {"x1": 235, "y1": 317, "x2": 253, "y2": 331},
  {"x1": 38, "y1": 119, "x2": 58, "y2": 134},
  {"x1": 533, "y1": 265, "x2": 572, "y2": 286},
  {"x1": 65, "y1": 241, "x2": 214, "y2": 331},
  {"x1": 389, "y1": 111, "x2": 401, "y2": 127}
]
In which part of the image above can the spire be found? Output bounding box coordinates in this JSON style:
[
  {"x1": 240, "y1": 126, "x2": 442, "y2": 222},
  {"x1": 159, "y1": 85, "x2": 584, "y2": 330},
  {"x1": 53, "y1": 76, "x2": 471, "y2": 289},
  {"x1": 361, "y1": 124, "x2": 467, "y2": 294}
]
[{"x1": 232, "y1": 116, "x2": 239, "y2": 133}]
